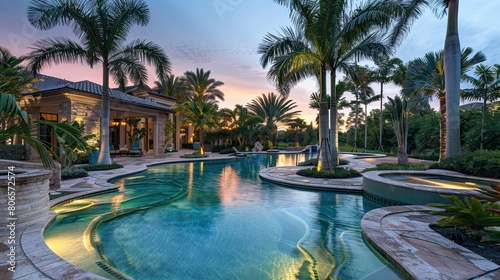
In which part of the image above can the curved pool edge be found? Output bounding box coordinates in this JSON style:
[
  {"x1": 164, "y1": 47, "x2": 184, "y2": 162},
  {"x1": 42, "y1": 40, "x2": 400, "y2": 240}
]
[
  {"x1": 361, "y1": 205, "x2": 500, "y2": 280},
  {"x1": 362, "y1": 169, "x2": 500, "y2": 206},
  {"x1": 22, "y1": 155, "x2": 237, "y2": 280}
]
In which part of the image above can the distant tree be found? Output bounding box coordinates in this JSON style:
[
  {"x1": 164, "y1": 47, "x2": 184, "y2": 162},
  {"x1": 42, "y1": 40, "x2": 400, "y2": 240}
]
[
  {"x1": 403, "y1": 47, "x2": 485, "y2": 160},
  {"x1": 462, "y1": 64, "x2": 500, "y2": 150},
  {"x1": 247, "y1": 92, "x2": 300, "y2": 146},
  {"x1": 154, "y1": 74, "x2": 189, "y2": 103},
  {"x1": 184, "y1": 68, "x2": 224, "y2": 102}
]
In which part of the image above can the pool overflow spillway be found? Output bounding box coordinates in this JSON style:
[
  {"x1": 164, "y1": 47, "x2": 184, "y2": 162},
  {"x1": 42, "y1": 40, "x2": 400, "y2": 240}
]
[
  {"x1": 363, "y1": 170, "x2": 500, "y2": 206},
  {"x1": 45, "y1": 154, "x2": 402, "y2": 279}
]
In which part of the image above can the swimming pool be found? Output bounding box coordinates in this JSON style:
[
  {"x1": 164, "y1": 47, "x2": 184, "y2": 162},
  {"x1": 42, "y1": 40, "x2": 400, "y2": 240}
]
[{"x1": 44, "y1": 154, "x2": 398, "y2": 279}]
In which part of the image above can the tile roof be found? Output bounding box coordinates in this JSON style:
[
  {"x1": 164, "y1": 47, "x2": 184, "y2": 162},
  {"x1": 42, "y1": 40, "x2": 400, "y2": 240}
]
[{"x1": 26, "y1": 75, "x2": 174, "y2": 112}]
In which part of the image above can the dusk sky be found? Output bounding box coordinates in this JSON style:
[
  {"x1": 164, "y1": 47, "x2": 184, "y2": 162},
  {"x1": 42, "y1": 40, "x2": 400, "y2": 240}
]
[{"x1": 1, "y1": 0, "x2": 499, "y2": 127}]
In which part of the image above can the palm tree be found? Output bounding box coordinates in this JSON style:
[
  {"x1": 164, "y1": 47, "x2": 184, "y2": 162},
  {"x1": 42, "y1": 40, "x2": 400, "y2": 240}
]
[
  {"x1": 372, "y1": 54, "x2": 403, "y2": 151},
  {"x1": 462, "y1": 64, "x2": 500, "y2": 150},
  {"x1": 430, "y1": 0, "x2": 461, "y2": 158},
  {"x1": 360, "y1": 92, "x2": 380, "y2": 152},
  {"x1": 154, "y1": 74, "x2": 188, "y2": 103},
  {"x1": 27, "y1": 0, "x2": 170, "y2": 165},
  {"x1": 232, "y1": 104, "x2": 263, "y2": 147},
  {"x1": 184, "y1": 68, "x2": 224, "y2": 103},
  {"x1": 175, "y1": 99, "x2": 219, "y2": 155},
  {"x1": 260, "y1": 0, "x2": 427, "y2": 171},
  {"x1": 403, "y1": 47, "x2": 485, "y2": 160},
  {"x1": 288, "y1": 117, "x2": 307, "y2": 147},
  {"x1": 386, "y1": 95, "x2": 410, "y2": 166},
  {"x1": 247, "y1": 92, "x2": 300, "y2": 147}
]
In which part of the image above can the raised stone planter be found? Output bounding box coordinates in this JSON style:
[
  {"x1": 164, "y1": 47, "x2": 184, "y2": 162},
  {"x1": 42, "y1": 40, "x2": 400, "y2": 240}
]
[{"x1": 0, "y1": 167, "x2": 52, "y2": 229}]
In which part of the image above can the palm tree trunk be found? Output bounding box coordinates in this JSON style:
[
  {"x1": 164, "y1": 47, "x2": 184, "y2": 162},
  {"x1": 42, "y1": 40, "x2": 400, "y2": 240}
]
[
  {"x1": 379, "y1": 82, "x2": 384, "y2": 151},
  {"x1": 199, "y1": 128, "x2": 204, "y2": 154},
  {"x1": 444, "y1": 0, "x2": 461, "y2": 158},
  {"x1": 318, "y1": 65, "x2": 331, "y2": 172},
  {"x1": 439, "y1": 95, "x2": 446, "y2": 161},
  {"x1": 481, "y1": 98, "x2": 486, "y2": 150},
  {"x1": 329, "y1": 71, "x2": 339, "y2": 167},
  {"x1": 364, "y1": 102, "x2": 368, "y2": 152},
  {"x1": 353, "y1": 95, "x2": 358, "y2": 152},
  {"x1": 98, "y1": 62, "x2": 112, "y2": 165}
]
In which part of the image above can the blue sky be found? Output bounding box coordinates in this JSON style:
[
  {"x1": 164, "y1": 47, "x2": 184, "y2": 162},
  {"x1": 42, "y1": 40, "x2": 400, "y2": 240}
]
[{"x1": 1, "y1": 0, "x2": 499, "y2": 126}]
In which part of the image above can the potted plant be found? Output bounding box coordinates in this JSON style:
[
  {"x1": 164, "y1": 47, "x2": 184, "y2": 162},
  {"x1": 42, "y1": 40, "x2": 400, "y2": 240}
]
[{"x1": 164, "y1": 118, "x2": 174, "y2": 152}]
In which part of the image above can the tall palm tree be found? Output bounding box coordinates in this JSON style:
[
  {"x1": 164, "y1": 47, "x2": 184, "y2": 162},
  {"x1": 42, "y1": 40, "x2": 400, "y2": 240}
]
[
  {"x1": 462, "y1": 64, "x2": 500, "y2": 150},
  {"x1": 288, "y1": 117, "x2": 307, "y2": 147},
  {"x1": 154, "y1": 74, "x2": 188, "y2": 103},
  {"x1": 184, "y1": 68, "x2": 224, "y2": 103},
  {"x1": 403, "y1": 47, "x2": 485, "y2": 160},
  {"x1": 27, "y1": 0, "x2": 170, "y2": 165},
  {"x1": 386, "y1": 95, "x2": 410, "y2": 166},
  {"x1": 260, "y1": 0, "x2": 427, "y2": 171},
  {"x1": 175, "y1": 99, "x2": 218, "y2": 155},
  {"x1": 372, "y1": 54, "x2": 403, "y2": 151},
  {"x1": 430, "y1": 0, "x2": 461, "y2": 158},
  {"x1": 247, "y1": 92, "x2": 300, "y2": 147},
  {"x1": 232, "y1": 104, "x2": 263, "y2": 147}
]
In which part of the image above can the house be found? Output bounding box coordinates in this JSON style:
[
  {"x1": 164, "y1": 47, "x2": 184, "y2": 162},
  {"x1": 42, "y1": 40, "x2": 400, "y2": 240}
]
[{"x1": 20, "y1": 75, "x2": 185, "y2": 159}]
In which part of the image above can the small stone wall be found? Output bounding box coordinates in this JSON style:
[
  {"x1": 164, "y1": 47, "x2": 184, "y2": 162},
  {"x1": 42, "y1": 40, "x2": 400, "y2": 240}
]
[
  {"x1": 0, "y1": 167, "x2": 52, "y2": 229},
  {"x1": 0, "y1": 160, "x2": 60, "y2": 190}
]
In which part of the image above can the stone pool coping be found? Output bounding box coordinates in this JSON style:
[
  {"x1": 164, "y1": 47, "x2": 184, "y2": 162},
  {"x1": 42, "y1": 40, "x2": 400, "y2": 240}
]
[
  {"x1": 361, "y1": 205, "x2": 500, "y2": 279},
  {"x1": 14, "y1": 152, "x2": 500, "y2": 280}
]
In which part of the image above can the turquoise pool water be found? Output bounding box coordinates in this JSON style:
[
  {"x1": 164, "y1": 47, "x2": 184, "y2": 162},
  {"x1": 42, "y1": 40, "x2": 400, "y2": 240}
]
[{"x1": 44, "y1": 154, "x2": 397, "y2": 279}]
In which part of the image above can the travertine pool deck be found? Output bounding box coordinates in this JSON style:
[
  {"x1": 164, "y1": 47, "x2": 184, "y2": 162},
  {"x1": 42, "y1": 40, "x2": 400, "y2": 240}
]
[{"x1": 5, "y1": 152, "x2": 500, "y2": 279}]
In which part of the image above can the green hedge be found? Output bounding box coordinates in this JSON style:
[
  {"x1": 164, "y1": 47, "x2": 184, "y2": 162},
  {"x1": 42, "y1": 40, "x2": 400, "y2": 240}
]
[
  {"x1": 219, "y1": 148, "x2": 235, "y2": 154},
  {"x1": 298, "y1": 158, "x2": 349, "y2": 166},
  {"x1": 61, "y1": 167, "x2": 88, "y2": 180},
  {"x1": 211, "y1": 145, "x2": 229, "y2": 152},
  {"x1": 81, "y1": 163, "x2": 123, "y2": 171},
  {"x1": 430, "y1": 150, "x2": 500, "y2": 179},
  {"x1": 0, "y1": 145, "x2": 26, "y2": 160},
  {"x1": 296, "y1": 167, "x2": 361, "y2": 178}
]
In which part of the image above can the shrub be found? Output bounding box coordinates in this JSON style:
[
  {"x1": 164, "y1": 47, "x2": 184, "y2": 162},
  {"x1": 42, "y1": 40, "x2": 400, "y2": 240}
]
[
  {"x1": 180, "y1": 152, "x2": 208, "y2": 158},
  {"x1": 297, "y1": 158, "x2": 349, "y2": 166},
  {"x1": 181, "y1": 143, "x2": 194, "y2": 149},
  {"x1": 428, "y1": 195, "x2": 500, "y2": 231},
  {"x1": 430, "y1": 150, "x2": 500, "y2": 179},
  {"x1": 296, "y1": 167, "x2": 361, "y2": 178},
  {"x1": 211, "y1": 145, "x2": 229, "y2": 152},
  {"x1": 73, "y1": 152, "x2": 89, "y2": 164},
  {"x1": 61, "y1": 166, "x2": 88, "y2": 180},
  {"x1": 219, "y1": 148, "x2": 235, "y2": 154},
  {"x1": 363, "y1": 162, "x2": 427, "y2": 172},
  {"x1": 81, "y1": 163, "x2": 123, "y2": 171},
  {"x1": 0, "y1": 145, "x2": 26, "y2": 160}
]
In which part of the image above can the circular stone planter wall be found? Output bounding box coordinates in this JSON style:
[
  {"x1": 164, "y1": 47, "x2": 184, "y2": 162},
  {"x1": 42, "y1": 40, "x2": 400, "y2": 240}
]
[
  {"x1": 0, "y1": 168, "x2": 52, "y2": 229},
  {"x1": 362, "y1": 169, "x2": 499, "y2": 206}
]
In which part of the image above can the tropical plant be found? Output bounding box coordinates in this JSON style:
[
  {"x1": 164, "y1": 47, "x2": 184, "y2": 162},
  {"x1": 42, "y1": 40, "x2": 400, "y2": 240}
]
[
  {"x1": 372, "y1": 54, "x2": 403, "y2": 151},
  {"x1": 231, "y1": 104, "x2": 263, "y2": 146},
  {"x1": 27, "y1": 0, "x2": 170, "y2": 165},
  {"x1": 125, "y1": 117, "x2": 146, "y2": 146},
  {"x1": 154, "y1": 74, "x2": 189, "y2": 103},
  {"x1": 403, "y1": 47, "x2": 485, "y2": 160},
  {"x1": 0, "y1": 46, "x2": 40, "y2": 98},
  {"x1": 287, "y1": 117, "x2": 307, "y2": 147},
  {"x1": 259, "y1": 0, "x2": 424, "y2": 171},
  {"x1": 462, "y1": 64, "x2": 500, "y2": 150},
  {"x1": 386, "y1": 95, "x2": 410, "y2": 166},
  {"x1": 175, "y1": 99, "x2": 219, "y2": 155},
  {"x1": 247, "y1": 92, "x2": 300, "y2": 147},
  {"x1": 164, "y1": 118, "x2": 175, "y2": 148},
  {"x1": 428, "y1": 195, "x2": 500, "y2": 231},
  {"x1": 184, "y1": 68, "x2": 224, "y2": 103},
  {"x1": 55, "y1": 120, "x2": 95, "y2": 168}
]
